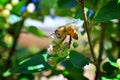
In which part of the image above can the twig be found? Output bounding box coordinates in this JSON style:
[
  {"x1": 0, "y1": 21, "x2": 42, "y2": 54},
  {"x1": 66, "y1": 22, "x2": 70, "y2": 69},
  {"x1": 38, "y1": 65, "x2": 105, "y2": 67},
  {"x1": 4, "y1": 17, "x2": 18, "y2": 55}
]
[
  {"x1": 77, "y1": 0, "x2": 97, "y2": 62},
  {"x1": 95, "y1": 22, "x2": 106, "y2": 80}
]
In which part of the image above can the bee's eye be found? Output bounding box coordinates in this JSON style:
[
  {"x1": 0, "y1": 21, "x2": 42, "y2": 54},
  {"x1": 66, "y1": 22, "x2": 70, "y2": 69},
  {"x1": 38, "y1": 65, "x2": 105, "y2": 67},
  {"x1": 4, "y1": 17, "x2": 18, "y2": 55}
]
[{"x1": 55, "y1": 30, "x2": 61, "y2": 38}]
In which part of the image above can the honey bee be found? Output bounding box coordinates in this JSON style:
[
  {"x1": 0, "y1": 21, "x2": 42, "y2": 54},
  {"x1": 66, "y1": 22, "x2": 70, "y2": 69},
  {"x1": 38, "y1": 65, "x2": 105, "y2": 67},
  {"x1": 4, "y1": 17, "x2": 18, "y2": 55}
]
[{"x1": 54, "y1": 21, "x2": 79, "y2": 44}]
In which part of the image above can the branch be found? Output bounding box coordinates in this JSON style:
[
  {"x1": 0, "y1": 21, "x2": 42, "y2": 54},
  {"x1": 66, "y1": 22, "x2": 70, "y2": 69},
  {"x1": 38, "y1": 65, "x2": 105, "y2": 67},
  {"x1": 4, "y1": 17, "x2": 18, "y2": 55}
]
[
  {"x1": 95, "y1": 22, "x2": 106, "y2": 79},
  {"x1": 77, "y1": 0, "x2": 97, "y2": 62},
  {"x1": 0, "y1": 18, "x2": 25, "y2": 79},
  {"x1": 98, "y1": 23, "x2": 105, "y2": 66}
]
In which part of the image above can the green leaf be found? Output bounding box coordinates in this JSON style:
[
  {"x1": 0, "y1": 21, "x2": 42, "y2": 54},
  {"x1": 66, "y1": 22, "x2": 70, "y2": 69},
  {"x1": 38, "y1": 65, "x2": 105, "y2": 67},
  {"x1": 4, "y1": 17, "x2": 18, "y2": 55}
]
[
  {"x1": 41, "y1": 0, "x2": 57, "y2": 8},
  {"x1": 57, "y1": 0, "x2": 78, "y2": 8},
  {"x1": 25, "y1": 26, "x2": 47, "y2": 37},
  {"x1": 69, "y1": 50, "x2": 89, "y2": 68},
  {"x1": 56, "y1": 8, "x2": 74, "y2": 16},
  {"x1": 105, "y1": 50, "x2": 116, "y2": 62},
  {"x1": 94, "y1": 1, "x2": 120, "y2": 22},
  {"x1": 74, "y1": 8, "x2": 82, "y2": 19},
  {"x1": 84, "y1": 0, "x2": 98, "y2": 10},
  {"x1": 0, "y1": 0, "x2": 9, "y2": 5},
  {"x1": 61, "y1": 59, "x2": 88, "y2": 80},
  {"x1": 102, "y1": 62, "x2": 119, "y2": 77},
  {"x1": 18, "y1": 74, "x2": 34, "y2": 80},
  {"x1": 118, "y1": 0, "x2": 120, "y2": 3},
  {"x1": 116, "y1": 74, "x2": 120, "y2": 79},
  {"x1": 109, "y1": 61, "x2": 118, "y2": 68},
  {"x1": 10, "y1": 53, "x2": 50, "y2": 73},
  {"x1": 11, "y1": 0, "x2": 27, "y2": 15}
]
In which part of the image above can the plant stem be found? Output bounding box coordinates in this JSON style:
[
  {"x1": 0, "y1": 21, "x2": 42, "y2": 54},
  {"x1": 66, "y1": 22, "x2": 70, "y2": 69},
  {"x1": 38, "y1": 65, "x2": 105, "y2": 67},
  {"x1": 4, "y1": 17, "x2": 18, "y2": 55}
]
[
  {"x1": 0, "y1": 18, "x2": 25, "y2": 79},
  {"x1": 95, "y1": 22, "x2": 106, "y2": 80},
  {"x1": 78, "y1": 0, "x2": 97, "y2": 62}
]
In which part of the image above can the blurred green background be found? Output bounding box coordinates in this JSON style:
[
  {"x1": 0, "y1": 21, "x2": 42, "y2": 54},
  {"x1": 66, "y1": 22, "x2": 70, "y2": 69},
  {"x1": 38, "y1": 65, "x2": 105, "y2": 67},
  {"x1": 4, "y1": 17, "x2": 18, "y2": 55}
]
[{"x1": 0, "y1": 0, "x2": 120, "y2": 80}]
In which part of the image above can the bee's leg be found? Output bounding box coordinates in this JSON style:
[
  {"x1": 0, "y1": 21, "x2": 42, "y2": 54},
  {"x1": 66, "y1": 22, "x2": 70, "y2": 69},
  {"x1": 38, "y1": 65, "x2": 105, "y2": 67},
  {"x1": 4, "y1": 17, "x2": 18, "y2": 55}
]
[
  {"x1": 69, "y1": 35, "x2": 72, "y2": 45},
  {"x1": 61, "y1": 35, "x2": 66, "y2": 42}
]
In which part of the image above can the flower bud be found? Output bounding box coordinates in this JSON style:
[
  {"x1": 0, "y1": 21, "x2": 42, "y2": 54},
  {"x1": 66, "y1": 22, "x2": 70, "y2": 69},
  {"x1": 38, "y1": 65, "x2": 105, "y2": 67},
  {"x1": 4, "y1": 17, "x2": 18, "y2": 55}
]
[
  {"x1": 2, "y1": 9, "x2": 10, "y2": 17},
  {"x1": 48, "y1": 57, "x2": 57, "y2": 67},
  {"x1": 27, "y1": 3, "x2": 35, "y2": 13},
  {"x1": 73, "y1": 42, "x2": 78, "y2": 48},
  {"x1": 5, "y1": 3, "x2": 13, "y2": 11},
  {"x1": 57, "y1": 48, "x2": 69, "y2": 58},
  {"x1": 117, "y1": 59, "x2": 120, "y2": 69},
  {"x1": 11, "y1": 0, "x2": 19, "y2": 6}
]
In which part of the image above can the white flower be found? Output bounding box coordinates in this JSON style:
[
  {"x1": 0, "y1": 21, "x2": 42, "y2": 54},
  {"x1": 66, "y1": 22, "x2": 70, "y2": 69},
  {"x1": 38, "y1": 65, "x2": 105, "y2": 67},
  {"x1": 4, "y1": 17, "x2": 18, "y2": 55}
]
[
  {"x1": 49, "y1": 74, "x2": 68, "y2": 80},
  {"x1": 117, "y1": 59, "x2": 120, "y2": 69},
  {"x1": 27, "y1": 3, "x2": 35, "y2": 13},
  {"x1": 83, "y1": 63, "x2": 96, "y2": 80},
  {"x1": 47, "y1": 44, "x2": 53, "y2": 54}
]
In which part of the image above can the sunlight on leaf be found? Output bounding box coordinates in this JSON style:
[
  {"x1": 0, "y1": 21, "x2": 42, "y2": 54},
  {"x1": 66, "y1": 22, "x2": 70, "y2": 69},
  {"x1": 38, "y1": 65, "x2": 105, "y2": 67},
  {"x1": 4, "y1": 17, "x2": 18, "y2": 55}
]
[
  {"x1": 42, "y1": 53, "x2": 48, "y2": 62},
  {"x1": 109, "y1": 61, "x2": 118, "y2": 68},
  {"x1": 3, "y1": 70, "x2": 11, "y2": 77},
  {"x1": 85, "y1": 7, "x2": 89, "y2": 14},
  {"x1": 28, "y1": 64, "x2": 44, "y2": 71},
  {"x1": 10, "y1": 53, "x2": 50, "y2": 73},
  {"x1": 104, "y1": 41, "x2": 112, "y2": 50},
  {"x1": 101, "y1": 76, "x2": 112, "y2": 80},
  {"x1": 118, "y1": 0, "x2": 120, "y2": 3},
  {"x1": 116, "y1": 74, "x2": 120, "y2": 79},
  {"x1": 19, "y1": 58, "x2": 31, "y2": 65},
  {"x1": 19, "y1": 77, "x2": 29, "y2": 80}
]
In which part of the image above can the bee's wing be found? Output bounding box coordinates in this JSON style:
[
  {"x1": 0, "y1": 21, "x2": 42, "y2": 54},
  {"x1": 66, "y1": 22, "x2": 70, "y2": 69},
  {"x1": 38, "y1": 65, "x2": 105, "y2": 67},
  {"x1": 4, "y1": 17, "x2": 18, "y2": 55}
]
[{"x1": 66, "y1": 20, "x2": 84, "y2": 32}]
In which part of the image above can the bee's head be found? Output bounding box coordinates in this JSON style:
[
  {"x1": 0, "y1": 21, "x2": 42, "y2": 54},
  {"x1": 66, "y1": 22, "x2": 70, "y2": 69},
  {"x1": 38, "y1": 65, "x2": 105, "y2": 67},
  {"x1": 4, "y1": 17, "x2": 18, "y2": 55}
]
[{"x1": 55, "y1": 26, "x2": 66, "y2": 39}]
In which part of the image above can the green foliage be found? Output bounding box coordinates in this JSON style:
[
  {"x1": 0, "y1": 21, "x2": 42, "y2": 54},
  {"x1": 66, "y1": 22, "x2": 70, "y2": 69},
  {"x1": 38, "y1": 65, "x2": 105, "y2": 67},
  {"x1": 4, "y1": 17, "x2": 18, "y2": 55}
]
[
  {"x1": 74, "y1": 7, "x2": 83, "y2": 19},
  {"x1": 61, "y1": 59, "x2": 88, "y2": 80},
  {"x1": 0, "y1": 0, "x2": 120, "y2": 79},
  {"x1": 69, "y1": 50, "x2": 89, "y2": 68},
  {"x1": 84, "y1": 0, "x2": 98, "y2": 11},
  {"x1": 0, "y1": 0, "x2": 9, "y2": 5},
  {"x1": 94, "y1": 0, "x2": 120, "y2": 22},
  {"x1": 11, "y1": 0, "x2": 27, "y2": 15},
  {"x1": 57, "y1": 0, "x2": 78, "y2": 8},
  {"x1": 10, "y1": 53, "x2": 50, "y2": 73},
  {"x1": 25, "y1": 26, "x2": 47, "y2": 37},
  {"x1": 41, "y1": 0, "x2": 57, "y2": 8},
  {"x1": 103, "y1": 62, "x2": 119, "y2": 77},
  {"x1": 105, "y1": 50, "x2": 116, "y2": 62}
]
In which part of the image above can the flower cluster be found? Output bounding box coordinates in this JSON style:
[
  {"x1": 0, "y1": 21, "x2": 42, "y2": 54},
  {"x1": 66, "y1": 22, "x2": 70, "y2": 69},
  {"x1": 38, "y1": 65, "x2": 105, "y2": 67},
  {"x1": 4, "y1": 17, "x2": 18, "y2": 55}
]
[{"x1": 47, "y1": 38, "x2": 70, "y2": 67}]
